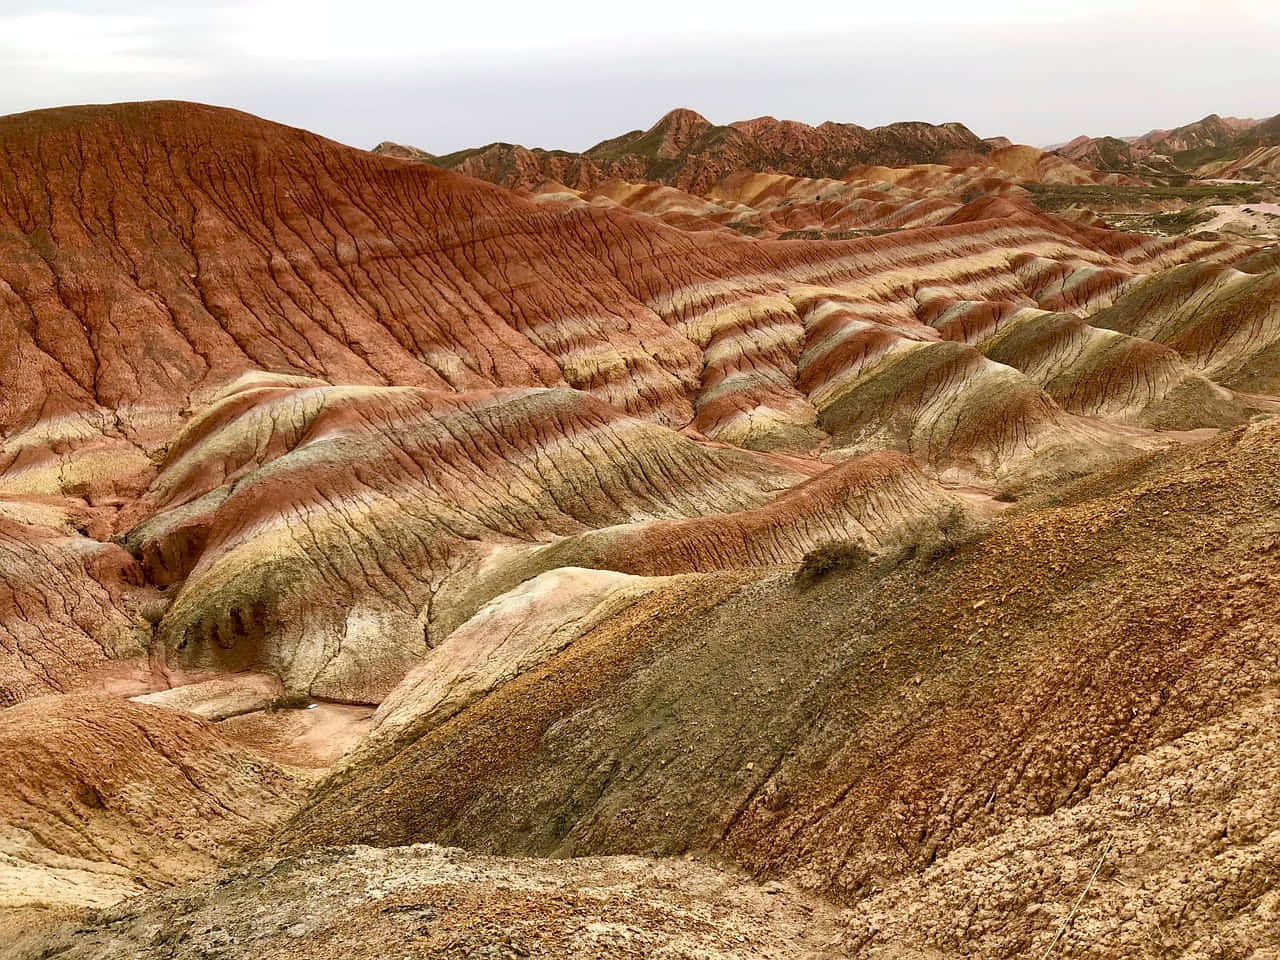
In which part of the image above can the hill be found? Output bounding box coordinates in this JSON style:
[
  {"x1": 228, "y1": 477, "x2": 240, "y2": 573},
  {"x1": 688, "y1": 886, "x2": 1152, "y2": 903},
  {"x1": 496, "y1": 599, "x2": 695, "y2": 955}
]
[
  {"x1": 392, "y1": 108, "x2": 996, "y2": 193},
  {"x1": 1, "y1": 100, "x2": 1280, "y2": 957},
  {"x1": 1054, "y1": 111, "x2": 1279, "y2": 177}
]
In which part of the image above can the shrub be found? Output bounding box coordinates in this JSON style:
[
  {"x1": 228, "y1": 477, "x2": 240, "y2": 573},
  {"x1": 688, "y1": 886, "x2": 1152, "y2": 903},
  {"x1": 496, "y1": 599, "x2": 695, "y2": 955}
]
[
  {"x1": 264, "y1": 694, "x2": 311, "y2": 712},
  {"x1": 881, "y1": 504, "x2": 980, "y2": 570},
  {"x1": 921, "y1": 505, "x2": 978, "y2": 563},
  {"x1": 794, "y1": 540, "x2": 872, "y2": 589}
]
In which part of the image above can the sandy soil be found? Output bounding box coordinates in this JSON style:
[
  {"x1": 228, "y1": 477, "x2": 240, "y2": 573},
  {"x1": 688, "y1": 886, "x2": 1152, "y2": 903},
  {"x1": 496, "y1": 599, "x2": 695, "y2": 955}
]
[
  {"x1": 11, "y1": 844, "x2": 848, "y2": 960},
  {"x1": 1201, "y1": 202, "x2": 1280, "y2": 236},
  {"x1": 219, "y1": 702, "x2": 375, "y2": 768},
  {"x1": 125, "y1": 670, "x2": 375, "y2": 768}
]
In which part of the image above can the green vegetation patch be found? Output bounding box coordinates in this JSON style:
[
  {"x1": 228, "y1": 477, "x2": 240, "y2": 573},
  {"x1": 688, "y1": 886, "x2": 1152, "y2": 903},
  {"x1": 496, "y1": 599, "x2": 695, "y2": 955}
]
[{"x1": 1025, "y1": 181, "x2": 1273, "y2": 212}]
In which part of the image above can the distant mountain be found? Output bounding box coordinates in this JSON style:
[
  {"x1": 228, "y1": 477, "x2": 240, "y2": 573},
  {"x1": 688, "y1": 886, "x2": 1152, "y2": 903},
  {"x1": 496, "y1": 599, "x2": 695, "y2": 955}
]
[
  {"x1": 370, "y1": 140, "x2": 434, "y2": 162},
  {"x1": 1236, "y1": 113, "x2": 1280, "y2": 150},
  {"x1": 1054, "y1": 134, "x2": 1151, "y2": 172},
  {"x1": 1053, "y1": 112, "x2": 1278, "y2": 176},
  {"x1": 1133, "y1": 113, "x2": 1260, "y2": 154},
  {"x1": 377, "y1": 108, "x2": 995, "y2": 193}
]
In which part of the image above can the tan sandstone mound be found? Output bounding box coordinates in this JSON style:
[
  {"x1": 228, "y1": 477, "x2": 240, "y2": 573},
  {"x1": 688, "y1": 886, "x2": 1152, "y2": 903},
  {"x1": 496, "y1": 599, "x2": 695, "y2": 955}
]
[{"x1": 0, "y1": 695, "x2": 305, "y2": 912}]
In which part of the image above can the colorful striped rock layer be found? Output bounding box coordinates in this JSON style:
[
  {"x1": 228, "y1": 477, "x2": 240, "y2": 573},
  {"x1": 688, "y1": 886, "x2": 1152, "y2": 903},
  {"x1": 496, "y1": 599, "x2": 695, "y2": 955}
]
[{"x1": 3, "y1": 100, "x2": 1280, "y2": 959}]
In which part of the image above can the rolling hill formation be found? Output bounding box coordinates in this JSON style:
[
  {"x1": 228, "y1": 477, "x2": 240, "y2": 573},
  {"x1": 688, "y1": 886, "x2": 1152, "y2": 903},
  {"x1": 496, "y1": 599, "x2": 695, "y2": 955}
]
[{"x1": 3, "y1": 99, "x2": 1280, "y2": 959}]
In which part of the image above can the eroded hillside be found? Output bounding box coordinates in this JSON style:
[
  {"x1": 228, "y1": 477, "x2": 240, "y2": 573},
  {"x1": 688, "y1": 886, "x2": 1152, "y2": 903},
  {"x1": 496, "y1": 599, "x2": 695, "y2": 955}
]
[{"x1": 3, "y1": 100, "x2": 1280, "y2": 959}]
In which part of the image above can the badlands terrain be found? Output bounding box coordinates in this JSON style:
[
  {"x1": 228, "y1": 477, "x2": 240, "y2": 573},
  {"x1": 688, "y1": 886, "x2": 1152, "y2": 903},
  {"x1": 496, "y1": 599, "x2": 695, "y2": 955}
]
[{"x1": 1, "y1": 100, "x2": 1280, "y2": 958}]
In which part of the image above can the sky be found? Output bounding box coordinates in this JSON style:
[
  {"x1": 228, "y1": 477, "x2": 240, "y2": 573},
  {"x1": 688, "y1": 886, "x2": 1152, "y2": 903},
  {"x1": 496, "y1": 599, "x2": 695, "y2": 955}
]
[{"x1": 2, "y1": 0, "x2": 1278, "y2": 154}]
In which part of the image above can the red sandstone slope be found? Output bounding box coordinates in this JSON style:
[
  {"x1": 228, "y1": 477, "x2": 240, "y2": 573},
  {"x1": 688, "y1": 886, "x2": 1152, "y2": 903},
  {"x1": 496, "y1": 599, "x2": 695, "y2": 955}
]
[
  {"x1": 0, "y1": 496, "x2": 154, "y2": 704},
  {"x1": 0, "y1": 101, "x2": 1271, "y2": 710},
  {"x1": 0, "y1": 694, "x2": 304, "y2": 908},
  {"x1": 4, "y1": 98, "x2": 1253, "y2": 503},
  {"x1": 526, "y1": 150, "x2": 1127, "y2": 243},
  {"x1": 0, "y1": 101, "x2": 691, "y2": 440}
]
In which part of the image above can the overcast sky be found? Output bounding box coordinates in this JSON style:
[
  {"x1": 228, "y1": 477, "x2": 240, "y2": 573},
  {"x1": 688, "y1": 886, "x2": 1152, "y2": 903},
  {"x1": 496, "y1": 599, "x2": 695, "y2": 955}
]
[{"x1": 2, "y1": 0, "x2": 1278, "y2": 153}]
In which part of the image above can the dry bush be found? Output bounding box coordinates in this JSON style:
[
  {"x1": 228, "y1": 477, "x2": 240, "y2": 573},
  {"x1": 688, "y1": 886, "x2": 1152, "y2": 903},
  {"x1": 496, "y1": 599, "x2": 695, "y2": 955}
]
[
  {"x1": 878, "y1": 504, "x2": 980, "y2": 571},
  {"x1": 916, "y1": 505, "x2": 980, "y2": 564},
  {"x1": 795, "y1": 506, "x2": 979, "y2": 590},
  {"x1": 264, "y1": 694, "x2": 311, "y2": 712},
  {"x1": 794, "y1": 541, "x2": 873, "y2": 589}
]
